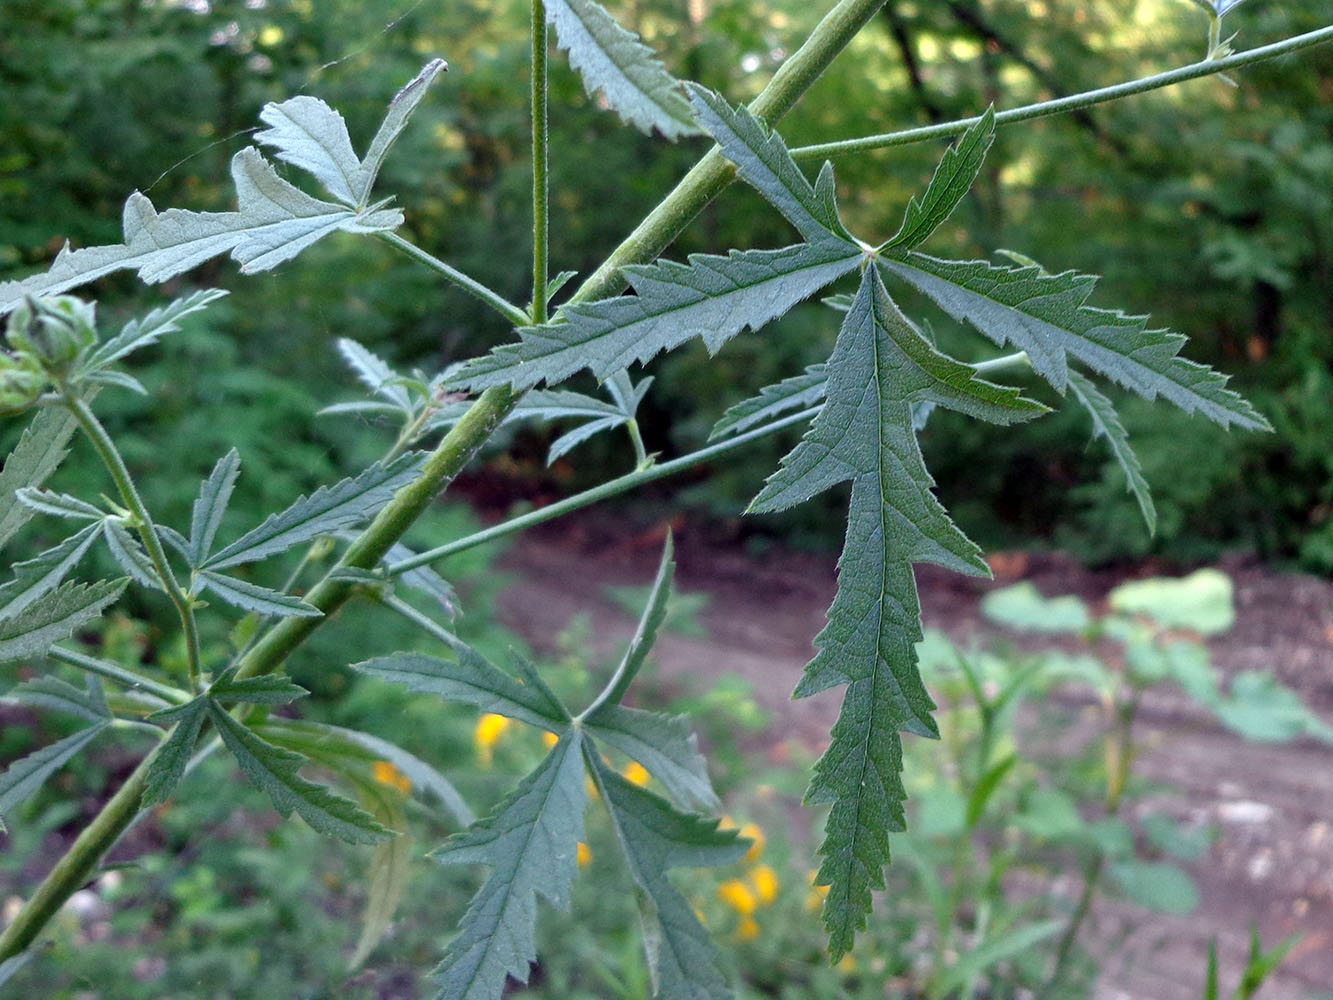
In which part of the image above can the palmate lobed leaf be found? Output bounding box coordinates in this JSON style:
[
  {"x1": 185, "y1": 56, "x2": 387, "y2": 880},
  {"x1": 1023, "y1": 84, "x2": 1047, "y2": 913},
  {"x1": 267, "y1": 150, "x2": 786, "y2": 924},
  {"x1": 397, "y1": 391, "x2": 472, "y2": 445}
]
[
  {"x1": 77, "y1": 288, "x2": 228, "y2": 377},
  {"x1": 431, "y1": 731, "x2": 589, "y2": 1000},
  {"x1": 547, "y1": 0, "x2": 699, "y2": 139}
]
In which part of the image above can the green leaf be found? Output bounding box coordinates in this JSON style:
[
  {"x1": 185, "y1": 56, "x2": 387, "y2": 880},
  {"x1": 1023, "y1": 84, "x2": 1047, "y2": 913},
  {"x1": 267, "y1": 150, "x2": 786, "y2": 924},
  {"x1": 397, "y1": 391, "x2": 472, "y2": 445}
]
[
  {"x1": 83, "y1": 370, "x2": 148, "y2": 395},
  {"x1": 0, "y1": 407, "x2": 79, "y2": 548},
  {"x1": 883, "y1": 107, "x2": 996, "y2": 251},
  {"x1": 14, "y1": 488, "x2": 103, "y2": 521},
  {"x1": 878, "y1": 253, "x2": 1271, "y2": 430},
  {"x1": 431, "y1": 731, "x2": 589, "y2": 1000},
  {"x1": 101, "y1": 519, "x2": 161, "y2": 591},
  {"x1": 1109, "y1": 859, "x2": 1200, "y2": 914},
  {"x1": 586, "y1": 532, "x2": 675, "y2": 711},
  {"x1": 208, "y1": 668, "x2": 309, "y2": 706},
  {"x1": 0, "y1": 148, "x2": 403, "y2": 313},
  {"x1": 0, "y1": 952, "x2": 33, "y2": 986},
  {"x1": 1066, "y1": 370, "x2": 1156, "y2": 534},
  {"x1": 584, "y1": 707, "x2": 718, "y2": 813},
  {"x1": 356, "y1": 59, "x2": 449, "y2": 204},
  {"x1": 206, "y1": 700, "x2": 392, "y2": 844},
  {"x1": 254, "y1": 96, "x2": 364, "y2": 207},
  {"x1": 350, "y1": 794, "x2": 412, "y2": 970},
  {"x1": 141, "y1": 696, "x2": 209, "y2": 809},
  {"x1": 195, "y1": 570, "x2": 322, "y2": 618},
  {"x1": 1214, "y1": 671, "x2": 1333, "y2": 743},
  {"x1": 78, "y1": 288, "x2": 228, "y2": 376},
  {"x1": 0, "y1": 578, "x2": 126, "y2": 663},
  {"x1": 336, "y1": 338, "x2": 414, "y2": 411},
  {"x1": 708, "y1": 364, "x2": 827, "y2": 440},
  {"x1": 546, "y1": 0, "x2": 698, "y2": 140},
  {"x1": 354, "y1": 647, "x2": 569, "y2": 730},
  {"x1": 687, "y1": 86, "x2": 852, "y2": 245},
  {"x1": 0, "y1": 523, "x2": 102, "y2": 621},
  {"x1": 587, "y1": 750, "x2": 745, "y2": 1000},
  {"x1": 935, "y1": 918, "x2": 1064, "y2": 995},
  {"x1": 981, "y1": 582, "x2": 1091, "y2": 633},
  {"x1": 257, "y1": 718, "x2": 474, "y2": 826},
  {"x1": 1108, "y1": 569, "x2": 1234, "y2": 636},
  {"x1": 204, "y1": 454, "x2": 421, "y2": 570},
  {"x1": 455, "y1": 242, "x2": 861, "y2": 391},
  {"x1": 5, "y1": 674, "x2": 110, "y2": 724},
  {"x1": 188, "y1": 449, "x2": 241, "y2": 567},
  {"x1": 0, "y1": 722, "x2": 109, "y2": 825}
]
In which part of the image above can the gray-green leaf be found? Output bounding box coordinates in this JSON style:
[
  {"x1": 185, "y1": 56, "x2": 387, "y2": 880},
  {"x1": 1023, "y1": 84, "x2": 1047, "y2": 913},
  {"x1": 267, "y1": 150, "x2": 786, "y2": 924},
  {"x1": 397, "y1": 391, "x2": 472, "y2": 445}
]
[
  {"x1": 709, "y1": 364, "x2": 827, "y2": 440},
  {"x1": 883, "y1": 107, "x2": 995, "y2": 251},
  {"x1": 141, "y1": 696, "x2": 209, "y2": 808},
  {"x1": 0, "y1": 523, "x2": 102, "y2": 622},
  {"x1": 547, "y1": 0, "x2": 698, "y2": 139},
  {"x1": 0, "y1": 407, "x2": 79, "y2": 548},
  {"x1": 4, "y1": 674, "x2": 110, "y2": 724},
  {"x1": 195, "y1": 570, "x2": 322, "y2": 618},
  {"x1": 0, "y1": 722, "x2": 109, "y2": 825},
  {"x1": 0, "y1": 578, "x2": 126, "y2": 663},
  {"x1": 585, "y1": 707, "x2": 718, "y2": 813},
  {"x1": 78, "y1": 288, "x2": 228, "y2": 376},
  {"x1": 431, "y1": 731, "x2": 589, "y2": 1000},
  {"x1": 189, "y1": 449, "x2": 242, "y2": 566}
]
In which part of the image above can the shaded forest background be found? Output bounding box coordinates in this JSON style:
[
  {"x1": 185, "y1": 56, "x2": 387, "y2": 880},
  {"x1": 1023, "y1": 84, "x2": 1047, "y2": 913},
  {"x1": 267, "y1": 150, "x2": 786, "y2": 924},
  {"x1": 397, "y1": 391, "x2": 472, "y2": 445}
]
[{"x1": 3, "y1": 0, "x2": 1331, "y2": 570}]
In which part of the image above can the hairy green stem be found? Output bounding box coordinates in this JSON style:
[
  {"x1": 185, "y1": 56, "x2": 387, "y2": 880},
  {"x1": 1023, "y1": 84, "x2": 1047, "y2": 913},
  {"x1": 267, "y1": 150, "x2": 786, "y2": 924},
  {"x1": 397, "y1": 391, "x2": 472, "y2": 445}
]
[
  {"x1": 531, "y1": 0, "x2": 550, "y2": 324},
  {"x1": 64, "y1": 394, "x2": 203, "y2": 690},
  {"x1": 383, "y1": 593, "x2": 459, "y2": 647},
  {"x1": 791, "y1": 24, "x2": 1333, "y2": 160},
  {"x1": 376, "y1": 231, "x2": 530, "y2": 327},
  {"x1": 47, "y1": 645, "x2": 189, "y2": 705},
  {"x1": 387, "y1": 406, "x2": 822, "y2": 574}
]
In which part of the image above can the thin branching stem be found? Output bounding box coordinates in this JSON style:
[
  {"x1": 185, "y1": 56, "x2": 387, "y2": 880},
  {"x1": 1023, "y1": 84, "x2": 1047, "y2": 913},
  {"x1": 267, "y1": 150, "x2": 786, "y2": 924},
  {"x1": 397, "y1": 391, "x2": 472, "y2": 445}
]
[
  {"x1": 790, "y1": 24, "x2": 1333, "y2": 160},
  {"x1": 531, "y1": 0, "x2": 550, "y2": 325},
  {"x1": 47, "y1": 645, "x2": 189, "y2": 705},
  {"x1": 377, "y1": 231, "x2": 530, "y2": 327},
  {"x1": 64, "y1": 394, "x2": 203, "y2": 691}
]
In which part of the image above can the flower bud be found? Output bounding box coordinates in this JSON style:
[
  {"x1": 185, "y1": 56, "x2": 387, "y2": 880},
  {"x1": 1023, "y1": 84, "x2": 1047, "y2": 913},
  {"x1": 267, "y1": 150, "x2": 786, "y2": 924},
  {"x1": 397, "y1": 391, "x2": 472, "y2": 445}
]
[
  {"x1": 6, "y1": 295, "x2": 98, "y2": 377},
  {"x1": 0, "y1": 352, "x2": 47, "y2": 415}
]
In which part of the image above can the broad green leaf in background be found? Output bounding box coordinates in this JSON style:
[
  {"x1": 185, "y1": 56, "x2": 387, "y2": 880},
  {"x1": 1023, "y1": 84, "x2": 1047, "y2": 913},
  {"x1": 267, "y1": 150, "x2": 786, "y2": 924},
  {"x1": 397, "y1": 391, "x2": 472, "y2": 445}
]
[
  {"x1": 1214, "y1": 671, "x2": 1333, "y2": 743},
  {"x1": 981, "y1": 582, "x2": 1092, "y2": 634},
  {"x1": 1066, "y1": 369, "x2": 1157, "y2": 533},
  {"x1": 877, "y1": 253, "x2": 1271, "y2": 431},
  {"x1": 0, "y1": 578, "x2": 126, "y2": 663},
  {"x1": 455, "y1": 243, "x2": 862, "y2": 391},
  {"x1": 546, "y1": 0, "x2": 699, "y2": 140},
  {"x1": 431, "y1": 732, "x2": 589, "y2": 1000},
  {"x1": 1108, "y1": 568, "x2": 1235, "y2": 635},
  {"x1": 202, "y1": 454, "x2": 421, "y2": 570},
  {"x1": 882, "y1": 107, "x2": 996, "y2": 252},
  {"x1": 708, "y1": 363, "x2": 827, "y2": 440},
  {"x1": 587, "y1": 752, "x2": 747, "y2": 1000},
  {"x1": 1110, "y1": 859, "x2": 1200, "y2": 914},
  {"x1": 0, "y1": 407, "x2": 79, "y2": 549},
  {"x1": 206, "y1": 701, "x2": 392, "y2": 844},
  {"x1": 746, "y1": 267, "x2": 1044, "y2": 958}
]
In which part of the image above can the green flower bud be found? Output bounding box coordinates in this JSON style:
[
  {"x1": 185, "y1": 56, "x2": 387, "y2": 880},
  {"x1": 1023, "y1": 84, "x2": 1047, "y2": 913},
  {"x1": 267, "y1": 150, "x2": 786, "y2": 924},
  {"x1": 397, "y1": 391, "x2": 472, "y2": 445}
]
[
  {"x1": 0, "y1": 351, "x2": 47, "y2": 416},
  {"x1": 6, "y1": 295, "x2": 99, "y2": 378}
]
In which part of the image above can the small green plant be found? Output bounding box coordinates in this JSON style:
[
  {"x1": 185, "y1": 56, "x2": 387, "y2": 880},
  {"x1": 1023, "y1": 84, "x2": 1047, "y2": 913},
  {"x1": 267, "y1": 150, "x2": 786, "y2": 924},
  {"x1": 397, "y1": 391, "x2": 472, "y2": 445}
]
[{"x1": 2, "y1": 2, "x2": 1330, "y2": 997}]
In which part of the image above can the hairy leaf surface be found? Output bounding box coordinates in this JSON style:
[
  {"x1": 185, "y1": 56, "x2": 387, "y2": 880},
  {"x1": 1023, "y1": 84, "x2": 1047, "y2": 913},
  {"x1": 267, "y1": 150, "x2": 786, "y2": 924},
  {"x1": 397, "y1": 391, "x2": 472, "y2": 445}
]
[
  {"x1": 0, "y1": 524, "x2": 101, "y2": 621},
  {"x1": 547, "y1": 0, "x2": 698, "y2": 139},
  {"x1": 14, "y1": 488, "x2": 103, "y2": 521},
  {"x1": 883, "y1": 108, "x2": 996, "y2": 251},
  {"x1": 196, "y1": 570, "x2": 322, "y2": 618},
  {"x1": 431, "y1": 732, "x2": 589, "y2": 1000},
  {"x1": 203, "y1": 454, "x2": 421, "y2": 570},
  {"x1": 588, "y1": 752, "x2": 746, "y2": 1000},
  {"x1": 879, "y1": 253, "x2": 1270, "y2": 429},
  {"x1": 584, "y1": 707, "x2": 718, "y2": 813},
  {"x1": 189, "y1": 450, "x2": 242, "y2": 568},
  {"x1": 0, "y1": 408, "x2": 79, "y2": 548},
  {"x1": 709, "y1": 364, "x2": 828, "y2": 440},
  {"x1": 101, "y1": 519, "x2": 161, "y2": 591},
  {"x1": 78, "y1": 288, "x2": 228, "y2": 377},
  {"x1": 456, "y1": 243, "x2": 861, "y2": 390},
  {"x1": 141, "y1": 696, "x2": 209, "y2": 808},
  {"x1": 0, "y1": 578, "x2": 126, "y2": 663},
  {"x1": 1066, "y1": 370, "x2": 1157, "y2": 533},
  {"x1": 254, "y1": 96, "x2": 365, "y2": 206}
]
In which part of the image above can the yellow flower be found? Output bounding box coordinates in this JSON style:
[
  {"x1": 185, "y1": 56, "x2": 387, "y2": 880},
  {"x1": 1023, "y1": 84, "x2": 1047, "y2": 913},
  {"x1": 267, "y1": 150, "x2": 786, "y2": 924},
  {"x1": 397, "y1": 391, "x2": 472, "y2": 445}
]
[
  {"x1": 623, "y1": 761, "x2": 651, "y2": 787},
  {"x1": 371, "y1": 760, "x2": 412, "y2": 795},
  {"x1": 748, "y1": 863, "x2": 779, "y2": 905},
  {"x1": 542, "y1": 731, "x2": 559, "y2": 749},
  {"x1": 738, "y1": 822, "x2": 764, "y2": 862},
  {"x1": 837, "y1": 954, "x2": 857, "y2": 974},
  {"x1": 736, "y1": 915, "x2": 760, "y2": 941},
  {"x1": 805, "y1": 870, "x2": 830, "y2": 912},
  {"x1": 717, "y1": 878, "x2": 757, "y2": 916},
  {"x1": 577, "y1": 842, "x2": 592, "y2": 869},
  {"x1": 474, "y1": 713, "x2": 511, "y2": 766}
]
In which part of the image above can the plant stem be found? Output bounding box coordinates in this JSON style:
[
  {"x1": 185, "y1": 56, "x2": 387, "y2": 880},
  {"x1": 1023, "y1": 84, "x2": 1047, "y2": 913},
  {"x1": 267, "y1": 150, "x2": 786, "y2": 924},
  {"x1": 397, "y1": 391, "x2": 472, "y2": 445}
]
[
  {"x1": 531, "y1": 0, "x2": 550, "y2": 325},
  {"x1": 47, "y1": 645, "x2": 189, "y2": 705},
  {"x1": 376, "y1": 231, "x2": 530, "y2": 327},
  {"x1": 790, "y1": 24, "x2": 1333, "y2": 160},
  {"x1": 64, "y1": 394, "x2": 203, "y2": 691},
  {"x1": 387, "y1": 406, "x2": 821, "y2": 574},
  {"x1": 383, "y1": 593, "x2": 459, "y2": 648}
]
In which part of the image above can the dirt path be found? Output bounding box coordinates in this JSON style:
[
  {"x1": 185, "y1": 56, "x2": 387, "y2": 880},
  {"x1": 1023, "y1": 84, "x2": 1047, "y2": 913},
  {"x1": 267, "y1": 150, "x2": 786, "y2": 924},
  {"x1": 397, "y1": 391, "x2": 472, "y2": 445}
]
[{"x1": 490, "y1": 511, "x2": 1333, "y2": 1000}]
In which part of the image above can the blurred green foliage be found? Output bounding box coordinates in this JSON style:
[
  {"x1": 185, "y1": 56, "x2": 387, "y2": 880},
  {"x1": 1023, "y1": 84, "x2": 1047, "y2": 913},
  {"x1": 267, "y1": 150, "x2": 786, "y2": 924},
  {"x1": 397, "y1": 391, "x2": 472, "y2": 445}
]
[{"x1": 3, "y1": 0, "x2": 1330, "y2": 567}]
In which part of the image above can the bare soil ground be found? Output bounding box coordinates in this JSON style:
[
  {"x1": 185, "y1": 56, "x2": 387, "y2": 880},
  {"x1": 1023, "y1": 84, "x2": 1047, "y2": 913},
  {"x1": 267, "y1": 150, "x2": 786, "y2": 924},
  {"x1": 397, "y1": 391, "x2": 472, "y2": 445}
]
[{"x1": 490, "y1": 509, "x2": 1333, "y2": 1000}]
